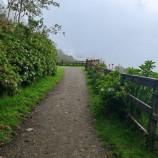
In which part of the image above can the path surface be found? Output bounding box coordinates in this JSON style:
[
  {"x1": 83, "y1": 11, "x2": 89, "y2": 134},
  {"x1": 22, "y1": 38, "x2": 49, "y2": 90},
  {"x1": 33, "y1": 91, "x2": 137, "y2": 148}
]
[{"x1": 1, "y1": 67, "x2": 107, "y2": 158}]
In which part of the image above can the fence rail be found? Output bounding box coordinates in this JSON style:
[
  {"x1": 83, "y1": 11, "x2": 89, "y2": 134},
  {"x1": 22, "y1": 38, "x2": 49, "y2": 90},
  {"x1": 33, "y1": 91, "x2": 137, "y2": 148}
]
[
  {"x1": 57, "y1": 60, "x2": 86, "y2": 66},
  {"x1": 86, "y1": 59, "x2": 158, "y2": 149},
  {"x1": 121, "y1": 73, "x2": 158, "y2": 88},
  {"x1": 127, "y1": 93, "x2": 152, "y2": 114}
]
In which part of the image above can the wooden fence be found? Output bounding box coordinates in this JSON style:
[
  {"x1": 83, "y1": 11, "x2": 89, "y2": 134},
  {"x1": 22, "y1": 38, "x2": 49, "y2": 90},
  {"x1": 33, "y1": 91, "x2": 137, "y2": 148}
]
[
  {"x1": 86, "y1": 59, "x2": 158, "y2": 149},
  {"x1": 57, "y1": 60, "x2": 86, "y2": 66}
]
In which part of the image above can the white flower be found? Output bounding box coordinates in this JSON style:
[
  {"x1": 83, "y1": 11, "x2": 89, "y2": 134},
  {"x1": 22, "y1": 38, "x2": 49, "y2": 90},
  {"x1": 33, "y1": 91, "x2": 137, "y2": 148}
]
[{"x1": 100, "y1": 88, "x2": 104, "y2": 92}]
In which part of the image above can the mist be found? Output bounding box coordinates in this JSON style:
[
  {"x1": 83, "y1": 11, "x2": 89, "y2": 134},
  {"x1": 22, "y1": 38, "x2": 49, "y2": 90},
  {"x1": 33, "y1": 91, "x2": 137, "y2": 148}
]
[{"x1": 42, "y1": 0, "x2": 158, "y2": 70}]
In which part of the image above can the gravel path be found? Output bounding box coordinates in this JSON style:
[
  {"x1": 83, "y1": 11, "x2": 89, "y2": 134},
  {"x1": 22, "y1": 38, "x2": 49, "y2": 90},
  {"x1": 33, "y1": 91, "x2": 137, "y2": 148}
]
[{"x1": 1, "y1": 67, "x2": 107, "y2": 158}]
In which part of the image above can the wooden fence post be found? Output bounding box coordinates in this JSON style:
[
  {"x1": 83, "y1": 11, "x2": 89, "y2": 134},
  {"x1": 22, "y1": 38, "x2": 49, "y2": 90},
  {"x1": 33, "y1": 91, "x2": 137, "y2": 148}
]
[
  {"x1": 85, "y1": 59, "x2": 88, "y2": 70},
  {"x1": 147, "y1": 86, "x2": 158, "y2": 149}
]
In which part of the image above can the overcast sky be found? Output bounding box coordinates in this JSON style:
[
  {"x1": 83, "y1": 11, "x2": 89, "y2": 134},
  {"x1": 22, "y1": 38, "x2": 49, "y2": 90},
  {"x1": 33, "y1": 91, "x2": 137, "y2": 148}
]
[
  {"x1": 3, "y1": 0, "x2": 158, "y2": 69},
  {"x1": 42, "y1": 0, "x2": 158, "y2": 69}
]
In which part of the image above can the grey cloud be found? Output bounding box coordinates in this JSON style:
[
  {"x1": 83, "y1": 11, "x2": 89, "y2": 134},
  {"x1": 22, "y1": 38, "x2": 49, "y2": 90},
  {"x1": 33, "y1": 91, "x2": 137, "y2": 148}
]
[{"x1": 43, "y1": 0, "x2": 158, "y2": 70}]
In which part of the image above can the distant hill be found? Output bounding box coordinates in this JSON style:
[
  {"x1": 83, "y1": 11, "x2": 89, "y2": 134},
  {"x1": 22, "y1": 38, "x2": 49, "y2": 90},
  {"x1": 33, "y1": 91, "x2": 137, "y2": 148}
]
[{"x1": 57, "y1": 49, "x2": 77, "y2": 62}]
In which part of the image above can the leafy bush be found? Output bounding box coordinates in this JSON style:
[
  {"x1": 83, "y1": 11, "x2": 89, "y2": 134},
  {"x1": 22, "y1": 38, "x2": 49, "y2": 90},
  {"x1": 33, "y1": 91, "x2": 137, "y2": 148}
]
[
  {"x1": 125, "y1": 60, "x2": 155, "y2": 106},
  {"x1": 87, "y1": 61, "x2": 126, "y2": 118},
  {"x1": 0, "y1": 20, "x2": 57, "y2": 96},
  {"x1": 87, "y1": 60, "x2": 157, "y2": 124}
]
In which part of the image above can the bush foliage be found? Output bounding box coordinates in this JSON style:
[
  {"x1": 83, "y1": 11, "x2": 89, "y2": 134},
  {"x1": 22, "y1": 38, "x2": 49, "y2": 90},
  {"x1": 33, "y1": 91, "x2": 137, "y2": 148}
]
[
  {"x1": 0, "y1": 20, "x2": 57, "y2": 96},
  {"x1": 87, "y1": 61, "x2": 126, "y2": 117},
  {"x1": 87, "y1": 60, "x2": 157, "y2": 124}
]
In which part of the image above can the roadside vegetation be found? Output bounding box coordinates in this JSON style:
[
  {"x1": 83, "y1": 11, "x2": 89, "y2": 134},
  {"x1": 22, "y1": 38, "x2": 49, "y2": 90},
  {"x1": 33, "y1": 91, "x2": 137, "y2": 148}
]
[
  {"x1": 0, "y1": 0, "x2": 65, "y2": 97},
  {"x1": 0, "y1": 17, "x2": 58, "y2": 96},
  {"x1": 84, "y1": 60, "x2": 158, "y2": 157},
  {"x1": 0, "y1": 67, "x2": 65, "y2": 143},
  {"x1": 0, "y1": 0, "x2": 65, "y2": 144}
]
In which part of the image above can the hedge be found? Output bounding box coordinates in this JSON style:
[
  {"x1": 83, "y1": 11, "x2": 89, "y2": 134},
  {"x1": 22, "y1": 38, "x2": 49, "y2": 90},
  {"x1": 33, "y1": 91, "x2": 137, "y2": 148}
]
[{"x1": 0, "y1": 22, "x2": 57, "y2": 96}]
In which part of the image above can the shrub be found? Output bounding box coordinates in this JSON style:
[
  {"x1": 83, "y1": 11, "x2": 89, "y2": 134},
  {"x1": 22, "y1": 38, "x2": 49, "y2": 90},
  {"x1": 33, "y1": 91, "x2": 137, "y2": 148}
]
[
  {"x1": 87, "y1": 61, "x2": 126, "y2": 118},
  {"x1": 86, "y1": 60, "x2": 157, "y2": 121},
  {"x1": 0, "y1": 20, "x2": 57, "y2": 96}
]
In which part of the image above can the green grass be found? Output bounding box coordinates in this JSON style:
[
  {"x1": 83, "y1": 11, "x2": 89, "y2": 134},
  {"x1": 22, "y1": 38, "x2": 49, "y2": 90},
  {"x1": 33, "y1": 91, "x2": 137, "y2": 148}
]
[
  {"x1": 0, "y1": 67, "x2": 65, "y2": 143},
  {"x1": 83, "y1": 68, "x2": 158, "y2": 158}
]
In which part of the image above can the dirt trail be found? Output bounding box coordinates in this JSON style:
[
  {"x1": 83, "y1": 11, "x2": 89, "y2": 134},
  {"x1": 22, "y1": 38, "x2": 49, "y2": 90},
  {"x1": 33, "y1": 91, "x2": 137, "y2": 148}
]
[{"x1": 1, "y1": 67, "x2": 107, "y2": 158}]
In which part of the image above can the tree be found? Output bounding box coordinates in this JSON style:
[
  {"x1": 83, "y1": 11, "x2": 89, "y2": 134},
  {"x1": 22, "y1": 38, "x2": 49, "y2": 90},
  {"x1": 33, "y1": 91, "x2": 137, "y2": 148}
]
[
  {"x1": 0, "y1": 0, "x2": 6, "y2": 20},
  {"x1": 3, "y1": 0, "x2": 65, "y2": 36},
  {"x1": 6, "y1": 0, "x2": 59, "y2": 22}
]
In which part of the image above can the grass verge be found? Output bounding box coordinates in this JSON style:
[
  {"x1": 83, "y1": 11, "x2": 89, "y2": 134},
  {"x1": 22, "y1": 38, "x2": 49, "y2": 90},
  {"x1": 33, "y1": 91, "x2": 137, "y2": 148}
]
[
  {"x1": 0, "y1": 67, "x2": 65, "y2": 143},
  {"x1": 83, "y1": 68, "x2": 158, "y2": 158}
]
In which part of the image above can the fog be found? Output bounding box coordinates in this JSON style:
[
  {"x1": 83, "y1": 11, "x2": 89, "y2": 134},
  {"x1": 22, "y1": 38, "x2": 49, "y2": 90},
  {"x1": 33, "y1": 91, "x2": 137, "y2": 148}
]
[{"x1": 42, "y1": 0, "x2": 158, "y2": 70}]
